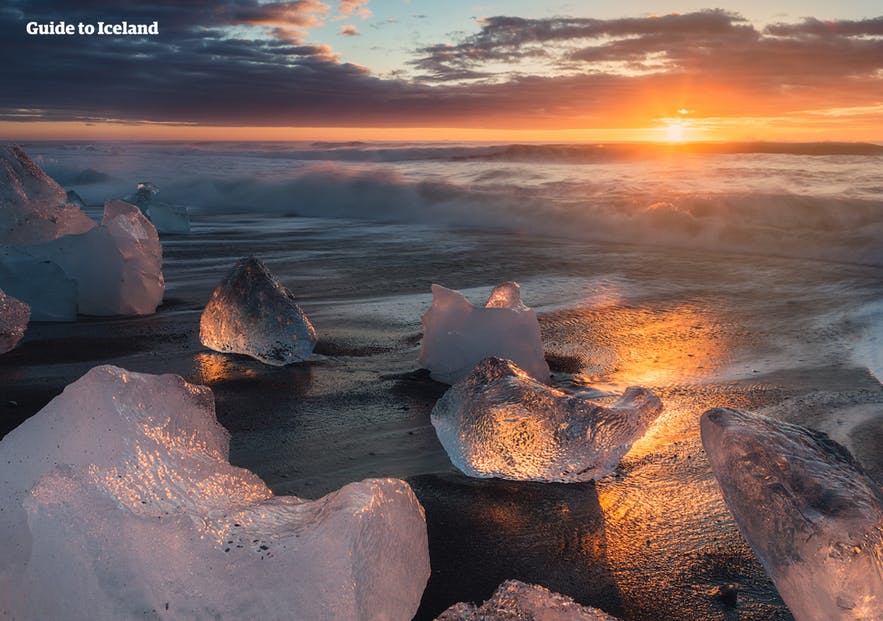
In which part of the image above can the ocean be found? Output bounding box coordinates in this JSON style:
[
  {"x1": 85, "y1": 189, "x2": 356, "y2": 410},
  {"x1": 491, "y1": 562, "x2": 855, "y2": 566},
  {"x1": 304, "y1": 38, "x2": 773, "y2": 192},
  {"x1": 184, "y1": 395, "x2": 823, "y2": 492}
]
[{"x1": 4, "y1": 140, "x2": 882, "y2": 620}]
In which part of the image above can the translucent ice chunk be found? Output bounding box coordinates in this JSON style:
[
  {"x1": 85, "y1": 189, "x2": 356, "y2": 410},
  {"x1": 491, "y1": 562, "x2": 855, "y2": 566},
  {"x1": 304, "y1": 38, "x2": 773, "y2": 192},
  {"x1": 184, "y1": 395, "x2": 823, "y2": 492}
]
[
  {"x1": 431, "y1": 357, "x2": 663, "y2": 482},
  {"x1": 0, "y1": 365, "x2": 430, "y2": 621},
  {"x1": 701, "y1": 408, "x2": 883, "y2": 621},
  {"x1": 0, "y1": 145, "x2": 95, "y2": 244},
  {"x1": 125, "y1": 181, "x2": 191, "y2": 234},
  {"x1": 0, "y1": 289, "x2": 29, "y2": 353},
  {"x1": 12, "y1": 200, "x2": 164, "y2": 316},
  {"x1": 419, "y1": 282, "x2": 550, "y2": 385},
  {"x1": 0, "y1": 246, "x2": 78, "y2": 321},
  {"x1": 200, "y1": 257, "x2": 318, "y2": 366},
  {"x1": 436, "y1": 580, "x2": 622, "y2": 620}
]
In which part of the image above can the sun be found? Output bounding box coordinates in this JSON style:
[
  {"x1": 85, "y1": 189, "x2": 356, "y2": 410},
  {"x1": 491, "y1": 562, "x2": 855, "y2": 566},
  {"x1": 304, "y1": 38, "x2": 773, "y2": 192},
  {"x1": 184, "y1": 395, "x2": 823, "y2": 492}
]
[{"x1": 664, "y1": 121, "x2": 687, "y2": 142}]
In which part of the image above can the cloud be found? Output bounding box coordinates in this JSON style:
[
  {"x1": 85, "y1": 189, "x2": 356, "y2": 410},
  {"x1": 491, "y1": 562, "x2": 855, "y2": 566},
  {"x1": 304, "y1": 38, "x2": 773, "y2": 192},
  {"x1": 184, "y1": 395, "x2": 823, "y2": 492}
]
[
  {"x1": 337, "y1": 0, "x2": 370, "y2": 20},
  {"x1": 1, "y1": 4, "x2": 881, "y2": 132},
  {"x1": 339, "y1": 24, "x2": 359, "y2": 36}
]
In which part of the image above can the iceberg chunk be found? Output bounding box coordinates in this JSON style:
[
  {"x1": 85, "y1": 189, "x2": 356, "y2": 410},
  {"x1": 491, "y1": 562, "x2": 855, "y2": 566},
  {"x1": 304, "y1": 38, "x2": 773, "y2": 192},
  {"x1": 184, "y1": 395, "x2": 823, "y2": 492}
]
[
  {"x1": 0, "y1": 289, "x2": 29, "y2": 353},
  {"x1": 436, "y1": 580, "x2": 622, "y2": 620},
  {"x1": 0, "y1": 145, "x2": 95, "y2": 244},
  {"x1": 0, "y1": 365, "x2": 430, "y2": 621},
  {"x1": 125, "y1": 181, "x2": 191, "y2": 234},
  {"x1": 700, "y1": 408, "x2": 883, "y2": 621},
  {"x1": 431, "y1": 357, "x2": 663, "y2": 482},
  {"x1": 419, "y1": 282, "x2": 550, "y2": 384},
  {"x1": 0, "y1": 247, "x2": 78, "y2": 321},
  {"x1": 200, "y1": 257, "x2": 318, "y2": 366},
  {"x1": 6, "y1": 200, "x2": 164, "y2": 316}
]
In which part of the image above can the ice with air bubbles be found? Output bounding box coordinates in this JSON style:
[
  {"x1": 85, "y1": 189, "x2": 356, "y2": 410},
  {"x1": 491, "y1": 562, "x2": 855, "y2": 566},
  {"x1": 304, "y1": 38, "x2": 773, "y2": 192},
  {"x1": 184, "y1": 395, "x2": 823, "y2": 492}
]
[
  {"x1": 419, "y1": 282, "x2": 550, "y2": 384},
  {"x1": 0, "y1": 288, "x2": 29, "y2": 353},
  {"x1": 0, "y1": 145, "x2": 95, "y2": 245},
  {"x1": 0, "y1": 365, "x2": 430, "y2": 621},
  {"x1": 436, "y1": 580, "x2": 622, "y2": 620},
  {"x1": 200, "y1": 256, "x2": 318, "y2": 365},
  {"x1": 701, "y1": 408, "x2": 883, "y2": 621},
  {"x1": 431, "y1": 357, "x2": 663, "y2": 482}
]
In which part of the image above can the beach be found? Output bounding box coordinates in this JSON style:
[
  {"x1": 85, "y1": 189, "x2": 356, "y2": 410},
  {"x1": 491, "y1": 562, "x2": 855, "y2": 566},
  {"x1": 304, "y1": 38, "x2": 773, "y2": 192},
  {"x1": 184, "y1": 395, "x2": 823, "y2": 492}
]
[{"x1": 2, "y1": 142, "x2": 882, "y2": 620}]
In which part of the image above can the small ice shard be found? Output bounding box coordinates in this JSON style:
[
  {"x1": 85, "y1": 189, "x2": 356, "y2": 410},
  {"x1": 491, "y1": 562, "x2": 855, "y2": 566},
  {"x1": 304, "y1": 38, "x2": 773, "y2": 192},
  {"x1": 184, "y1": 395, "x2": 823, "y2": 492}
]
[
  {"x1": 7, "y1": 200, "x2": 164, "y2": 316},
  {"x1": 0, "y1": 247, "x2": 78, "y2": 321},
  {"x1": 419, "y1": 282, "x2": 550, "y2": 385},
  {"x1": 431, "y1": 357, "x2": 663, "y2": 482},
  {"x1": 0, "y1": 365, "x2": 430, "y2": 621},
  {"x1": 0, "y1": 289, "x2": 29, "y2": 353},
  {"x1": 65, "y1": 189, "x2": 87, "y2": 208},
  {"x1": 0, "y1": 145, "x2": 95, "y2": 244},
  {"x1": 200, "y1": 257, "x2": 317, "y2": 366},
  {"x1": 436, "y1": 580, "x2": 622, "y2": 620},
  {"x1": 125, "y1": 181, "x2": 191, "y2": 234},
  {"x1": 701, "y1": 408, "x2": 883, "y2": 621}
]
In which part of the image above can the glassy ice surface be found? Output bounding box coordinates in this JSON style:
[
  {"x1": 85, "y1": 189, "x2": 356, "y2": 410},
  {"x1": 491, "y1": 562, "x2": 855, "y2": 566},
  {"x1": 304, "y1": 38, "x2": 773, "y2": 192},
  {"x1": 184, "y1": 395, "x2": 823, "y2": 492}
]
[
  {"x1": 0, "y1": 145, "x2": 95, "y2": 244},
  {"x1": 0, "y1": 246, "x2": 79, "y2": 321},
  {"x1": 431, "y1": 357, "x2": 663, "y2": 482},
  {"x1": 0, "y1": 365, "x2": 430, "y2": 621},
  {"x1": 419, "y1": 282, "x2": 550, "y2": 385},
  {"x1": 125, "y1": 181, "x2": 191, "y2": 234},
  {"x1": 701, "y1": 408, "x2": 883, "y2": 621},
  {"x1": 0, "y1": 289, "x2": 29, "y2": 353},
  {"x1": 436, "y1": 580, "x2": 622, "y2": 620},
  {"x1": 11, "y1": 199, "x2": 166, "y2": 316},
  {"x1": 200, "y1": 256, "x2": 318, "y2": 366}
]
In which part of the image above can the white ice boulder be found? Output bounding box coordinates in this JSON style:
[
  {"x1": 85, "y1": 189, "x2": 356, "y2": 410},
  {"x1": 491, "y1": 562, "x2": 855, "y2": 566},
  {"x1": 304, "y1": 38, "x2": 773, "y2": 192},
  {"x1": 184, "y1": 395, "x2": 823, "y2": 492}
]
[
  {"x1": 419, "y1": 282, "x2": 550, "y2": 385},
  {"x1": 431, "y1": 357, "x2": 663, "y2": 482},
  {"x1": 0, "y1": 288, "x2": 29, "y2": 353},
  {"x1": 701, "y1": 408, "x2": 883, "y2": 621},
  {"x1": 0, "y1": 365, "x2": 430, "y2": 621},
  {"x1": 125, "y1": 181, "x2": 191, "y2": 234},
  {"x1": 12, "y1": 199, "x2": 164, "y2": 316},
  {"x1": 200, "y1": 256, "x2": 318, "y2": 366},
  {"x1": 0, "y1": 145, "x2": 95, "y2": 244},
  {"x1": 436, "y1": 580, "x2": 622, "y2": 620}
]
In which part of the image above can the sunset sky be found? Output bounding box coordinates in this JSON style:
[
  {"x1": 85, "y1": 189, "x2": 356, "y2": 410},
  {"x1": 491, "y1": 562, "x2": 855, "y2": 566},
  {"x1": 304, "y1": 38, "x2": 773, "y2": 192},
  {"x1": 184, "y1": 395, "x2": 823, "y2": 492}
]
[{"x1": 1, "y1": 0, "x2": 881, "y2": 141}]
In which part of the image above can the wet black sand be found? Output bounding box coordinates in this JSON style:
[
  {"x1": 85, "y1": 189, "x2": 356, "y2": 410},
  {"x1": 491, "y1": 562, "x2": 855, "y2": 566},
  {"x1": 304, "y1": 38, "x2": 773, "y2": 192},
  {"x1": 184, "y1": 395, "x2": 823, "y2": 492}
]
[{"x1": 2, "y1": 218, "x2": 881, "y2": 620}]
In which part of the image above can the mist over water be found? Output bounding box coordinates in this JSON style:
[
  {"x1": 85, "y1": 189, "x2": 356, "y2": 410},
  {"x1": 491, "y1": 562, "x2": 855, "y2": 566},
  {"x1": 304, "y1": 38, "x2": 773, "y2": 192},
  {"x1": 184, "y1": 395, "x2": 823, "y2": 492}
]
[{"x1": 28, "y1": 140, "x2": 883, "y2": 266}]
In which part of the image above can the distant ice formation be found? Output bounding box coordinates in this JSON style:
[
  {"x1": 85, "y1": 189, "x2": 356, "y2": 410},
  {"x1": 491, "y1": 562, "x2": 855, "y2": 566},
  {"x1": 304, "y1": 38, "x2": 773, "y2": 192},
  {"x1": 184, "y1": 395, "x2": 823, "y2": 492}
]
[
  {"x1": 436, "y1": 580, "x2": 622, "y2": 620},
  {"x1": 0, "y1": 145, "x2": 95, "y2": 244},
  {"x1": 3, "y1": 200, "x2": 165, "y2": 317},
  {"x1": 0, "y1": 289, "x2": 29, "y2": 353},
  {"x1": 0, "y1": 365, "x2": 430, "y2": 621},
  {"x1": 431, "y1": 357, "x2": 663, "y2": 482},
  {"x1": 125, "y1": 181, "x2": 191, "y2": 234},
  {"x1": 419, "y1": 282, "x2": 550, "y2": 384},
  {"x1": 200, "y1": 257, "x2": 318, "y2": 365},
  {"x1": 701, "y1": 408, "x2": 883, "y2": 621}
]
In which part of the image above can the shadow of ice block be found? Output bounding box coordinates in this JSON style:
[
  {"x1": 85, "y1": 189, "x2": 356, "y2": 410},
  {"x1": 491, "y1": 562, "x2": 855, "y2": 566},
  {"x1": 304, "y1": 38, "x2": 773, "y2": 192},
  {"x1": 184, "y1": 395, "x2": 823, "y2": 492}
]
[
  {"x1": 701, "y1": 408, "x2": 883, "y2": 621},
  {"x1": 431, "y1": 357, "x2": 663, "y2": 482},
  {"x1": 0, "y1": 365, "x2": 429, "y2": 621},
  {"x1": 419, "y1": 282, "x2": 550, "y2": 385}
]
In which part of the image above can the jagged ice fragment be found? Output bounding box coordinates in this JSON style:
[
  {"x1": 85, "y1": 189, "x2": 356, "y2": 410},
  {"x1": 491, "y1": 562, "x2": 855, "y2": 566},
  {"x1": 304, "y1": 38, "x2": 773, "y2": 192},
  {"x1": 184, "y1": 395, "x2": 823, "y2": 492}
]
[
  {"x1": 431, "y1": 357, "x2": 663, "y2": 482},
  {"x1": 125, "y1": 181, "x2": 191, "y2": 234},
  {"x1": 701, "y1": 408, "x2": 883, "y2": 621}
]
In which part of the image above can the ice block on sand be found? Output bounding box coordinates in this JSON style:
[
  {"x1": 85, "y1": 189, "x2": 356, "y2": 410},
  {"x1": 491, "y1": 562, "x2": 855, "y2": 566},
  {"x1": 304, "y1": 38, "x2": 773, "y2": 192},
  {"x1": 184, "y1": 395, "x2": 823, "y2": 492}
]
[
  {"x1": 0, "y1": 144, "x2": 95, "y2": 244},
  {"x1": 0, "y1": 289, "x2": 29, "y2": 353},
  {"x1": 419, "y1": 282, "x2": 550, "y2": 384},
  {"x1": 200, "y1": 256, "x2": 318, "y2": 366},
  {"x1": 14, "y1": 199, "x2": 165, "y2": 316},
  {"x1": 436, "y1": 580, "x2": 622, "y2": 620},
  {"x1": 125, "y1": 181, "x2": 191, "y2": 234},
  {"x1": 431, "y1": 357, "x2": 663, "y2": 482},
  {"x1": 0, "y1": 365, "x2": 430, "y2": 621},
  {"x1": 701, "y1": 408, "x2": 883, "y2": 621},
  {"x1": 0, "y1": 247, "x2": 78, "y2": 321}
]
